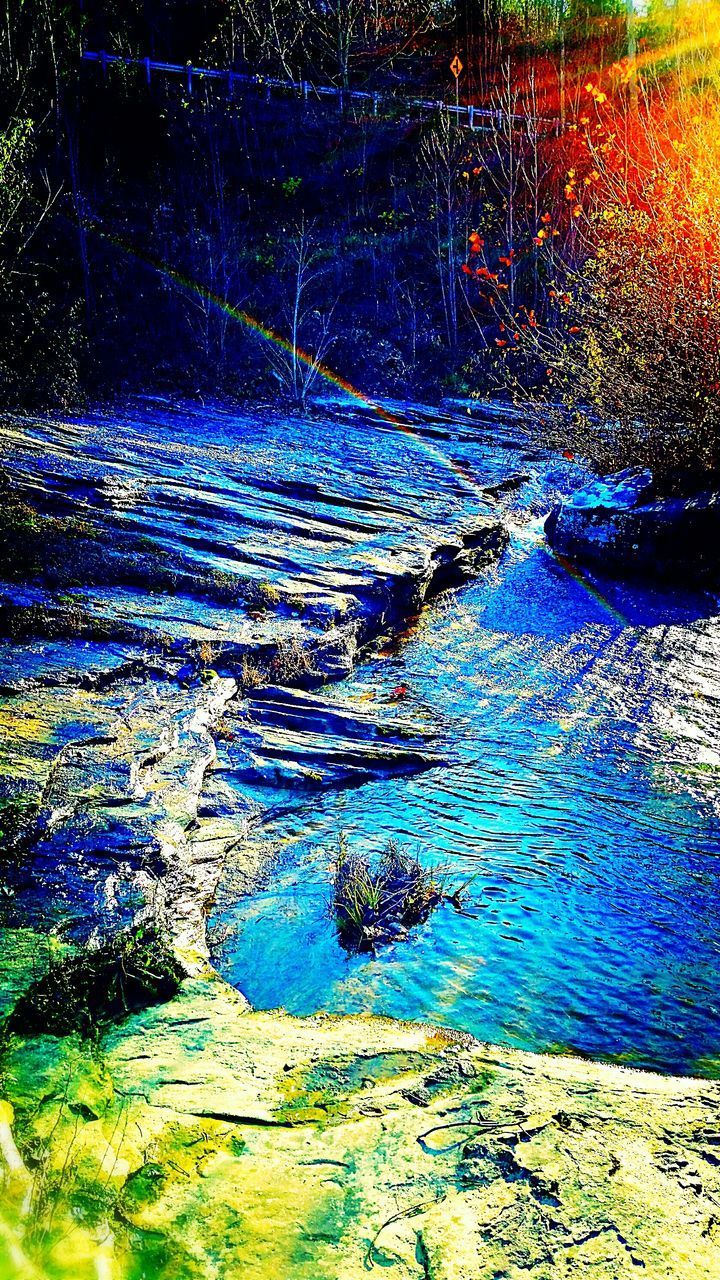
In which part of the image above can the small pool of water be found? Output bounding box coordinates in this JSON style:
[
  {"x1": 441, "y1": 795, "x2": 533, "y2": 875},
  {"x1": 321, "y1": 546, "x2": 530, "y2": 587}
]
[{"x1": 212, "y1": 428, "x2": 720, "y2": 1076}]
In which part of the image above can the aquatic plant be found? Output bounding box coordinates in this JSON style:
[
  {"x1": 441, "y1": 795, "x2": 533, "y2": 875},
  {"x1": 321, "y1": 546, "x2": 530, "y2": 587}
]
[{"x1": 330, "y1": 836, "x2": 462, "y2": 953}]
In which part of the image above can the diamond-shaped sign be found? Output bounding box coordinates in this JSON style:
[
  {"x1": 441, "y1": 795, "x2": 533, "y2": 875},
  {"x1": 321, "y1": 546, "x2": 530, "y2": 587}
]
[{"x1": 450, "y1": 55, "x2": 464, "y2": 78}]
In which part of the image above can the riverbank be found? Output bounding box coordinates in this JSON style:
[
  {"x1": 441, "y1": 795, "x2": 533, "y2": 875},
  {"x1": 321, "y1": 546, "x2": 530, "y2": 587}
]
[{"x1": 3, "y1": 967, "x2": 720, "y2": 1279}]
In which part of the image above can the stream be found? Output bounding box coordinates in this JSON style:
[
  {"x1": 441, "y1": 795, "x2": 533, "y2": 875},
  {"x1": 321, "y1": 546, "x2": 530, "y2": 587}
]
[
  {"x1": 2, "y1": 395, "x2": 719, "y2": 1077},
  {"x1": 211, "y1": 404, "x2": 720, "y2": 1076}
]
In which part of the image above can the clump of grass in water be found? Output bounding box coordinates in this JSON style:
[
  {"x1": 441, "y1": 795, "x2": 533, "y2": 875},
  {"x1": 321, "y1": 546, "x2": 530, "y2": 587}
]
[{"x1": 330, "y1": 836, "x2": 468, "y2": 953}]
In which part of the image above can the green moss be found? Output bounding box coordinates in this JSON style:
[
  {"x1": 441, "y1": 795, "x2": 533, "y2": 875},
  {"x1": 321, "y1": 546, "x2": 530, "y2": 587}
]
[
  {"x1": 688, "y1": 1055, "x2": 720, "y2": 1080},
  {"x1": 124, "y1": 1232, "x2": 202, "y2": 1280},
  {"x1": 227, "y1": 1132, "x2": 247, "y2": 1157},
  {"x1": 276, "y1": 1048, "x2": 434, "y2": 1124},
  {"x1": 122, "y1": 1163, "x2": 169, "y2": 1214},
  {"x1": 0, "y1": 927, "x2": 72, "y2": 1022},
  {"x1": 0, "y1": 468, "x2": 42, "y2": 578}
]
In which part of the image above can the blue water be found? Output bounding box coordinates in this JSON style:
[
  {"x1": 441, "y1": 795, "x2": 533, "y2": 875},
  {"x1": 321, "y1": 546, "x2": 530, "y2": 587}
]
[{"x1": 212, "y1": 504, "x2": 720, "y2": 1075}]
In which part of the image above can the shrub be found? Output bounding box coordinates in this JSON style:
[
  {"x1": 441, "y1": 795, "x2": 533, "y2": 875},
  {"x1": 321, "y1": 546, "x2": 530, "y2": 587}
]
[
  {"x1": 7, "y1": 925, "x2": 184, "y2": 1037},
  {"x1": 197, "y1": 639, "x2": 218, "y2": 668},
  {"x1": 239, "y1": 654, "x2": 265, "y2": 691},
  {"x1": 268, "y1": 635, "x2": 315, "y2": 685},
  {"x1": 209, "y1": 569, "x2": 246, "y2": 604},
  {"x1": 533, "y1": 85, "x2": 720, "y2": 490},
  {"x1": 330, "y1": 836, "x2": 463, "y2": 953},
  {"x1": 466, "y1": 69, "x2": 720, "y2": 492}
]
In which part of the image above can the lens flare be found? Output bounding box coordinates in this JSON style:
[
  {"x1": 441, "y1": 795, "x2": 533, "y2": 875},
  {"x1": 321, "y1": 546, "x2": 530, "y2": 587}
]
[
  {"x1": 552, "y1": 552, "x2": 627, "y2": 626},
  {"x1": 86, "y1": 221, "x2": 627, "y2": 626}
]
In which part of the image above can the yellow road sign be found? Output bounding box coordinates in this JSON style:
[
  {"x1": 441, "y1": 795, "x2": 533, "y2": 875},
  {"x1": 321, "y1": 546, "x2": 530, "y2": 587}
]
[{"x1": 450, "y1": 55, "x2": 464, "y2": 78}]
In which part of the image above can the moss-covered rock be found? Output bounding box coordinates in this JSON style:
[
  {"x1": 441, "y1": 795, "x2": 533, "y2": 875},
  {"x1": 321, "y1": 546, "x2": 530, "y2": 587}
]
[
  {"x1": 1, "y1": 974, "x2": 719, "y2": 1279},
  {"x1": 7, "y1": 927, "x2": 185, "y2": 1038}
]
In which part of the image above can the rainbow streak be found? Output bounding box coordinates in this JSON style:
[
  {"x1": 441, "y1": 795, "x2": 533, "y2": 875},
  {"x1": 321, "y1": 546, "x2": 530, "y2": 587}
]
[
  {"x1": 88, "y1": 224, "x2": 412, "y2": 429},
  {"x1": 87, "y1": 221, "x2": 485, "y2": 496},
  {"x1": 86, "y1": 222, "x2": 629, "y2": 627},
  {"x1": 552, "y1": 551, "x2": 628, "y2": 626}
]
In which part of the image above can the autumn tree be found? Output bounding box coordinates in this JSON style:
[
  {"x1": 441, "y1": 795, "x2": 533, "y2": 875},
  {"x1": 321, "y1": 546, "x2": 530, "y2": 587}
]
[{"x1": 517, "y1": 77, "x2": 720, "y2": 487}]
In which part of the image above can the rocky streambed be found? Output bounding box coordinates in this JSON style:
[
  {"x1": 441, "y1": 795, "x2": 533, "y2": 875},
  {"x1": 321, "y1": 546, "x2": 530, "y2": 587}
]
[{"x1": 1, "y1": 398, "x2": 720, "y2": 1279}]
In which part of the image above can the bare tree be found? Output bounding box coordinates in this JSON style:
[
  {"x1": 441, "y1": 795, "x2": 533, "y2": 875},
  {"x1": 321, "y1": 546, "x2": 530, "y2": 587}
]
[
  {"x1": 207, "y1": 0, "x2": 454, "y2": 86},
  {"x1": 265, "y1": 219, "x2": 337, "y2": 407},
  {"x1": 420, "y1": 113, "x2": 465, "y2": 350}
]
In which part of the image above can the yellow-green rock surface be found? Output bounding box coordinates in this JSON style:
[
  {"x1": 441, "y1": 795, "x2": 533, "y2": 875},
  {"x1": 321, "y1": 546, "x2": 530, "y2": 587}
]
[{"x1": 2, "y1": 973, "x2": 719, "y2": 1279}]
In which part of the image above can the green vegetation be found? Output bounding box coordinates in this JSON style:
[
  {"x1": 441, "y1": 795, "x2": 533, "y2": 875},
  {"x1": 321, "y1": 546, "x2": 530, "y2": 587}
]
[
  {"x1": 7, "y1": 926, "x2": 185, "y2": 1037},
  {"x1": 330, "y1": 836, "x2": 466, "y2": 953},
  {"x1": 209, "y1": 570, "x2": 281, "y2": 610},
  {"x1": 0, "y1": 795, "x2": 38, "y2": 857},
  {"x1": 0, "y1": 468, "x2": 43, "y2": 579}
]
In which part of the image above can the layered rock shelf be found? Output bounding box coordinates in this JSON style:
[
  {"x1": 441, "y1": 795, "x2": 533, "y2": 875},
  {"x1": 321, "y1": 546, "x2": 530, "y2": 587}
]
[
  {"x1": 1, "y1": 401, "x2": 720, "y2": 1279},
  {"x1": 0, "y1": 400, "x2": 507, "y2": 962}
]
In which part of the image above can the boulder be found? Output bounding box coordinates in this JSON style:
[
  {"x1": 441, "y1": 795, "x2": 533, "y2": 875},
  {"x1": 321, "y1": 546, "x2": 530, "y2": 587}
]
[{"x1": 545, "y1": 468, "x2": 720, "y2": 585}]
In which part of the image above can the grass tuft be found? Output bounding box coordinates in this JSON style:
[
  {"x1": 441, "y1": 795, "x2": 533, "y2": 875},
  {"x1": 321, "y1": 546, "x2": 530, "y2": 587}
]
[{"x1": 330, "y1": 836, "x2": 468, "y2": 953}]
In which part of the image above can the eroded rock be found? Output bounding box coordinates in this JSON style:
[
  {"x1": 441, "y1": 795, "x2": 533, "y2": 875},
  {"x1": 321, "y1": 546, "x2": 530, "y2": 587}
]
[{"x1": 1, "y1": 975, "x2": 719, "y2": 1279}]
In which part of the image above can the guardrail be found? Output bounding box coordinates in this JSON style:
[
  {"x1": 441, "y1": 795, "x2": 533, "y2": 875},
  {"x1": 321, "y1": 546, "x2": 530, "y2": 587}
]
[{"x1": 81, "y1": 50, "x2": 560, "y2": 133}]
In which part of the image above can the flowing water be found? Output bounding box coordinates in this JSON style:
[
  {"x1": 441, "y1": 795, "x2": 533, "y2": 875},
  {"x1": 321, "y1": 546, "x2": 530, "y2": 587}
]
[{"x1": 212, "y1": 405, "x2": 720, "y2": 1076}]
